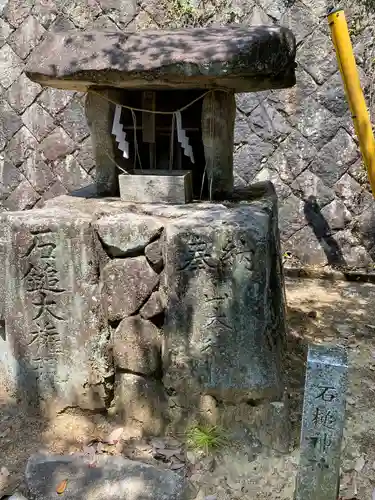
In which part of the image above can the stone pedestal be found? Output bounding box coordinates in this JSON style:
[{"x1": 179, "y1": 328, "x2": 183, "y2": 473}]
[{"x1": 0, "y1": 182, "x2": 288, "y2": 449}]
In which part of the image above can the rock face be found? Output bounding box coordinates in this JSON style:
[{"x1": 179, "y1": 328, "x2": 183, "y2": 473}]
[
  {"x1": 163, "y1": 191, "x2": 285, "y2": 404},
  {"x1": 2, "y1": 207, "x2": 112, "y2": 410},
  {"x1": 25, "y1": 453, "x2": 188, "y2": 500},
  {"x1": 101, "y1": 257, "x2": 159, "y2": 320},
  {"x1": 113, "y1": 373, "x2": 167, "y2": 436},
  {"x1": 140, "y1": 291, "x2": 164, "y2": 319},
  {"x1": 145, "y1": 239, "x2": 164, "y2": 273},
  {"x1": 95, "y1": 213, "x2": 164, "y2": 257},
  {"x1": 113, "y1": 316, "x2": 161, "y2": 375},
  {"x1": 25, "y1": 26, "x2": 296, "y2": 92}
]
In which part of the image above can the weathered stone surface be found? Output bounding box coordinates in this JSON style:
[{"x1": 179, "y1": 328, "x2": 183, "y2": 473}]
[
  {"x1": 21, "y1": 102, "x2": 54, "y2": 141},
  {"x1": 233, "y1": 138, "x2": 275, "y2": 184},
  {"x1": 163, "y1": 188, "x2": 286, "y2": 404},
  {"x1": 284, "y1": 225, "x2": 328, "y2": 266},
  {"x1": 8, "y1": 15, "x2": 46, "y2": 60},
  {"x1": 253, "y1": 398, "x2": 291, "y2": 453},
  {"x1": 278, "y1": 194, "x2": 305, "y2": 240},
  {"x1": 20, "y1": 152, "x2": 55, "y2": 194},
  {"x1": 145, "y1": 238, "x2": 164, "y2": 273},
  {"x1": 74, "y1": 136, "x2": 95, "y2": 173},
  {"x1": 32, "y1": 0, "x2": 59, "y2": 29},
  {"x1": 294, "y1": 96, "x2": 339, "y2": 149},
  {"x1": 334, "y1": 172, "x2": 373, "y2": 216},
  {"x1": 355, "y1": 203, "x2": 375, "y2": 250},
  {"x1": 266, "y1": 130, "x2": 318, "y2": 184},
  {"x1": 39, "y1": 127, "x2": 75, "y2": 162},
  {"x1": 0, "y1": 158, "x2": 24, "y2": 200},
  {"x1": 52, "y1": 154, "x2": 92, "y2": 192},
  {"x1": 3, "y1": 0, "x2": 33, "y2": 28},
  {"x1": 26, "y1": 453, "x2": 187, "y2": 500},
  {"x1": 4, "y1": 126, "x2": 37, "y2": 166},
  {"x1": 309, "y1": 128, "x2": 359, "y2": 186},
  {"x1": 6, "y1": 72, "x2": 42, "y2": 113},
  {"x1": 26, "y1": 26, "x2": 296, "y2": 92},
  {"x1": 235, "y1": 90, "x2": 269, "y2": 115},
  {"x1": 0, "y1": 43, "x2": 23, "y2": 88},
  {"x1": 101, "y1": 257, "x2": 159, "y2": 320},
  {"x1": 38, "y1": 86, "x2": 74, "y2": 114},
  {"x1": 50, "y1": 15, "x2": 75, "y2": 33},
  {"x1": 2, "y1": 207, "x2": 112, "y2": 410},
  {"x1": 248, "y1": 99, "x2": 292, "y2": 143},
  {"x1": 315, "y1": 71, "x2": 349, "y2": 117},
  {"x1": 298, "y1": 29, "x2": 337, "y2": 85},
  {"x1": 113, "y1": 315, "x2": 161, "y2": 374},
  {"x1": 254, "y1": 167, "x2": 291, "y2": 202},
  {"x1": 291, "y1": 170, "x2": 335, "y2": 207},
  {"x1": 140, "y1": 291, "x2": 164, "y2": 319},
  {"x1": 41, "y1": 180, "x2": 68, "y2": 202},
  {"x1": 95, "y1": 213, "x2": 164, "y2": 257},
  {"x1": 334, "y1": 230, "x2": 372, "y2": 269},
  {"x1": 3, "y1": 179, "x2": 40, "y2": 210},
  {"x1": 61, "y1": 0, "x2": 102, "y2": 29},
  {"x1": 113, "y1": 373, "x2": 167, "y2": 435},
  {"x1": 0, "y1": 100, "x2": 22, "y2": 150},
  {"x1": 0, "y1": 18, "x2": 13, "y2": 49},
  {"x1": 280, "y1": 0, "x2": 317, "y2": 43},
  {"x1": 320, "y1": 199, "x2": 352, "y2": 231},
  {"x1": 119, "y1": 171, "x2": 193, "y2": 204},
  {"x1": 295, "y1": 345, "x2": 348, "y2": 500},
  {"x1": 98, "y1": 0, "x2": 140, "y2": 29},
  {"x1": 234, "y1": 111, "x2": 251, "y2": 143},
  {"x1": 56, "y1": 98, "x2": 90, "y2": 142}
]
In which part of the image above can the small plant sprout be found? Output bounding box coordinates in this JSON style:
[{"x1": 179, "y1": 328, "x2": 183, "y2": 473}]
[{"x1": 186, "y1": 424, "x2": 228, "y2": 454}]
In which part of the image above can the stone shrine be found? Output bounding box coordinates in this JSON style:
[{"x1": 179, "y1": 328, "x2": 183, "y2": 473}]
[{"x1": 0, "y1": 25, "x2": 296, "y2": 449}]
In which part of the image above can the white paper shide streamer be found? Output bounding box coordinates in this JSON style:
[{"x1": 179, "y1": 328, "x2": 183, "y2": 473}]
[
  {"x1": 112, "y1": 104, "x2": 129, "y2": 159},
  {"x1": 175, "y1": 111, "x2": 194, "y2": 164},
  {"x1": 111, "y1": 103, "x2": 195, "y2": 166}
]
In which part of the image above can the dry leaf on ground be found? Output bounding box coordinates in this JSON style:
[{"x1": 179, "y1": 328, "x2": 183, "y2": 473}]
[{"x1": 56, "y1": 479, "x2": 68, "y2": 494}]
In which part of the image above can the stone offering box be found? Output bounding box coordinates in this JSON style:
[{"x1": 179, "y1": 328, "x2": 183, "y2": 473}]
[{"x1": 0, "y1": 25, "x2": 296, "y2": 449}]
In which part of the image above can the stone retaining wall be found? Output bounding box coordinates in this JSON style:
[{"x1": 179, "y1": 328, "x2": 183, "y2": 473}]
[{"x1": 0, "y1": 0, "x2": 374, "y2": 270}]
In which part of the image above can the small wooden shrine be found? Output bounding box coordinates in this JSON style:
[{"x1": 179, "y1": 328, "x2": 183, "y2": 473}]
[{"x1": 26, "y1": 26, "x2": 296, "y2": 202}]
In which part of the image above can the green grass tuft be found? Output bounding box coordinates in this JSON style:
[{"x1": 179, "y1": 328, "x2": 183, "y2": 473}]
[{"x1": 186, "y1": 424, "x2": 228, "y2": 454}]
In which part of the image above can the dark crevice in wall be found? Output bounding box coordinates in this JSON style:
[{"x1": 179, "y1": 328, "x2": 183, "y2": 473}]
[
  {"x1": 149, "y1": 311, "x2": 165, "y2": 329},
  {"x1": 115, "y1": 366, "x2": 163, "y2": 381},
  {"x1": 108, "y1": 318, "x2": 122, "y2": 331}
]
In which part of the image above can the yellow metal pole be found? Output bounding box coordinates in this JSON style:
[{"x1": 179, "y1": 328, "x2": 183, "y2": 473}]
[{"x1": 327, "y1": 7, "x2": 375, "y2": 198}]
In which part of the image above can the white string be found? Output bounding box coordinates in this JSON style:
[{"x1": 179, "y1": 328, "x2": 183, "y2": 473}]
[
  {"x1": 130, "y1": 109, "x2": 143, "y2": 170},
  {"x1": 169, "y1": 113, "x2": 176, "y2": 171},
  {"x1": 103, "y1": 149, "x2": 129, "y2": 175},
  {"x1": 89, "y1": 88, "x2": 229, "y2": 116},
  {"x1": 209, "y1": 92, "x2": 214, "y2": 201}
]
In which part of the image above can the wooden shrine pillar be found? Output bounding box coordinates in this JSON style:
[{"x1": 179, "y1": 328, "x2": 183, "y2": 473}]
[
  {"x1": 201, "y1": 90, "x2": 236, "y2": 200},
  {"x1": 85, "y1": 89, "x2": 126, "y2": 196}
]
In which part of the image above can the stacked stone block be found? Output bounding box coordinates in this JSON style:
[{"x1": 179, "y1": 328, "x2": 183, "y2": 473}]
[{"x1": 95, "y1": 213, "x2": 167, "y2": 434}]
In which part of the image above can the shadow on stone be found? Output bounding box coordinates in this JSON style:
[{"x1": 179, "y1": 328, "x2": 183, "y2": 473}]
[{"x1": 304, "y1": 195, "x2": 346, "y2": 268}]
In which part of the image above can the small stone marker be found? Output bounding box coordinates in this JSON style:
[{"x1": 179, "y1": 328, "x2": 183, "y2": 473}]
[
  {"x1": 294, "y1": 344, "x2": 348, "y2": 500},
  {"x1": 119, "y1": 170, "x2": 193, "y2": 204}
]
